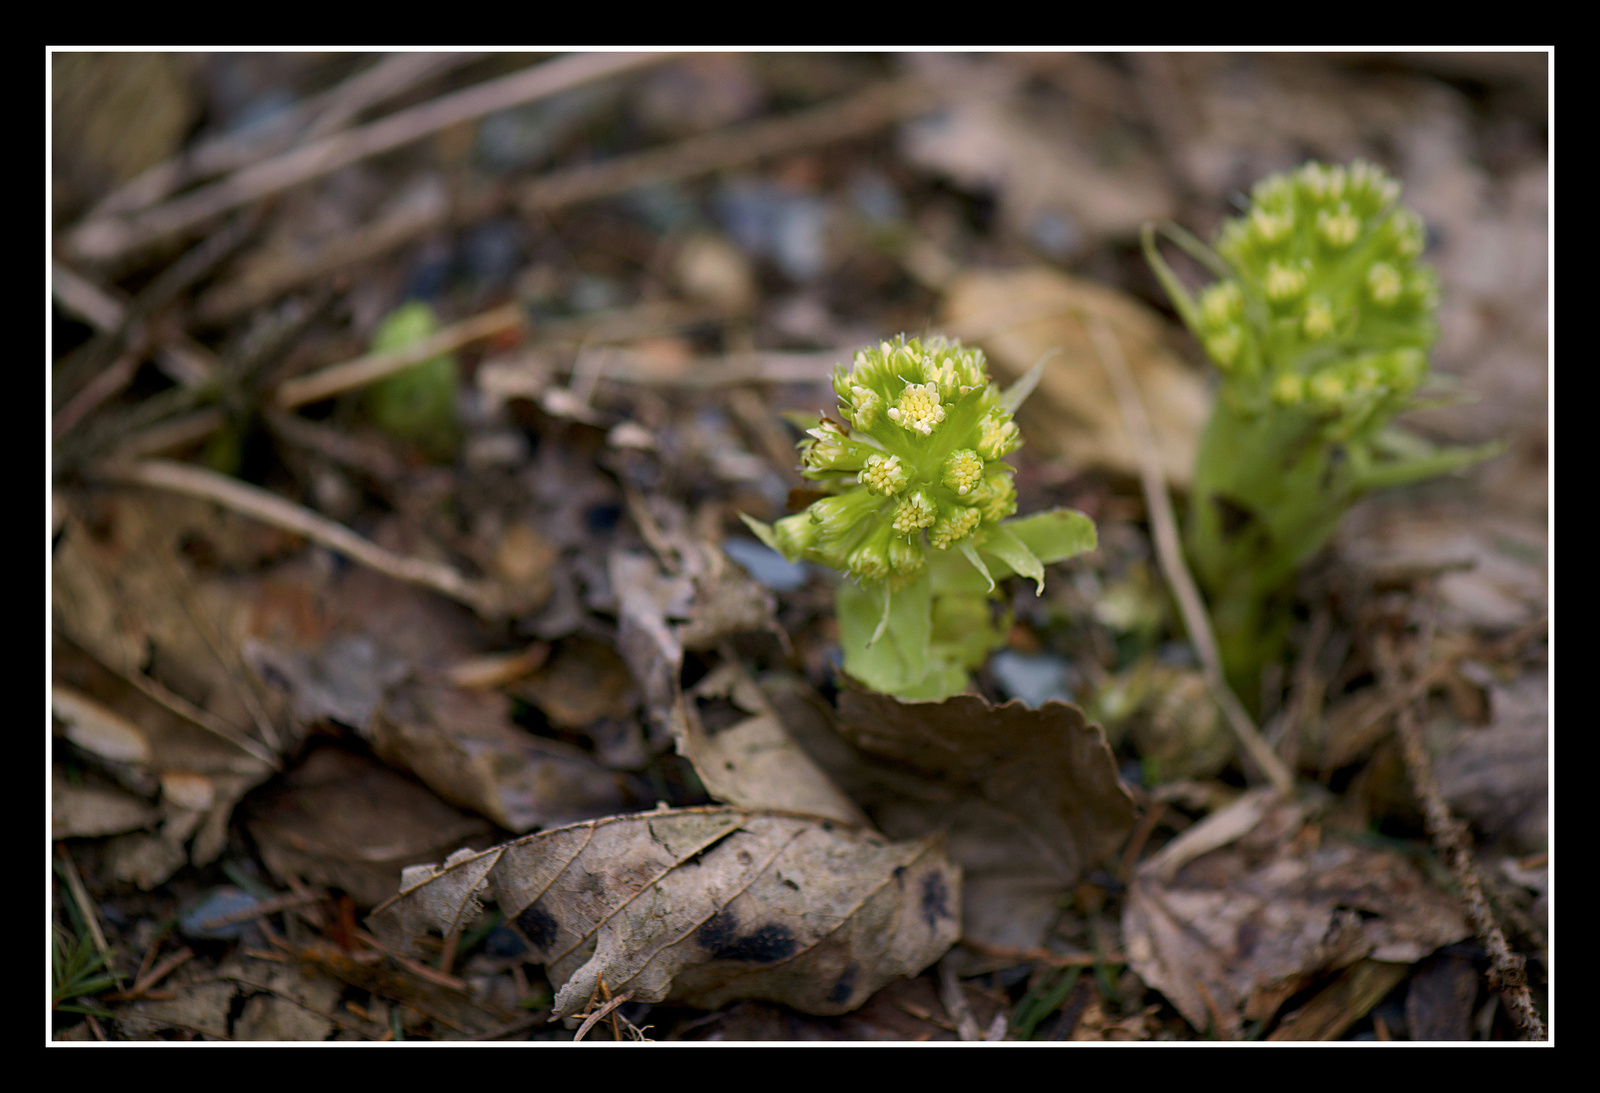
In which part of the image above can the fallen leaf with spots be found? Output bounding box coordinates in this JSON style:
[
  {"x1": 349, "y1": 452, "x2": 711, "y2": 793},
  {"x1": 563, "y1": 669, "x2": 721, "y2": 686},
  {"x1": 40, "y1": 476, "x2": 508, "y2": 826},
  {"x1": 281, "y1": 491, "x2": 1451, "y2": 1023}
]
[{"x1": 367, "y1": 806, "x2": 959, "y2": 1018}]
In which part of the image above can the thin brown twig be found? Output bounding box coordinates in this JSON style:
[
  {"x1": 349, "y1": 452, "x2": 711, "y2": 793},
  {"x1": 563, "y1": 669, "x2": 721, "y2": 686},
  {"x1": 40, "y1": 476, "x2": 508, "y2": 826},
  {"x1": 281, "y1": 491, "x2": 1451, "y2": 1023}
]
[
  {"x1": 104, "y1": 947, "x2": 194, "y2": 1001},
  {"x1": 262, "y1": 407, "x2": 408, "y2": 482},
  {"x1": 467, "y1": 1012, "x2": 549, "y2": 1041},
  {"x1": 107, "y1": 407, "x2": 228, "y2": 462},
  {"x1": 1117, "y1": 801, "x2": 1168, "y2": 884},
  {"x1": 1377, "y1": 621, "x2": 1545, "y2": 1040},
  {"x1": 962, "y1": 939, "x2": 1127, "y2": 969},
  {"x1": 350, "y1": 929, "x2": 472, "y2": 993},
  {"x1": 52, "y1": 260, "x2": 219, "y2": 388},
  {"x1": 275, "y1": 301, "x2": 524, "y2": 409},
  {"x1": 572, "y1": 989, "x2": 635, "y2": 1043},
  {"x1": 67, "y1": 52, "x2": 673, "y2": 264},
  {"x1": 54, "y1": 210, "x2": 258, "y2": 417},
  {"x1": 53, "y1": 352, "x2": 142, "y2": 441},
  {"x1": 89, "y1": 458, "x2": 505, "y2": 618},
  {"x1": 1083, "y1": 311, "x2": 1295, "y2": 795},
  {"x1": 85, "y1": 53, "x2": 488, "y2": 221},
  {"x1": 1342, "y1": 613, "x2": 1547, "y2": 757},
  {"x1": 194, "y1": 889, "x2": 328, "y2": 932},
  {"x1": 1265, "y1": 604, "x2": 1332, "y2": 773},
  {"x1": 436, "y1": 925, "x2": 461, "y2": 979},
  {"x1": 516, "y1": 76, "x2": 934, "y2": 216},
  {"x1": 938, "y1": 956, "x2": 982, "y2": 1042}
]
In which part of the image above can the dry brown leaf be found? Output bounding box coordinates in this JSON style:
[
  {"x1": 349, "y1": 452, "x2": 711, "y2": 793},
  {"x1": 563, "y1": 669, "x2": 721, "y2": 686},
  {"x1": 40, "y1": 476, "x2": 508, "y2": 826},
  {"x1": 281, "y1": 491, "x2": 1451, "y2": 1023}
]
[
  {"x1": 369, "y1": 681, "x2": 635, "y2": 834},
  {"x1": 51, "y1": 488, "x2": 302, "y2": 882},
  {"x1": 241, "y1": 560, "x2": 633, "y2": 835},
  {"x1": 681, "y1": 662, "x2": 869, "y2": 826},
  {"x1": 940, "y1": 266, "x2": 1210, "y2": 487},
  {"x1": 1123, "y1": 796, "x2": 1470, "y2": 1038},
  {"x1": 52, "y1": 764, "x2": 159, "y2": 839},
  {"x1": 227, "y1": 964, "x2": 345, "y2": 1041},
  {"x1": 368, "y1": 807, "x2": 960, "y2": 1019},
  {"x1": 1337, "y1": 501, "x2": 1546, "y2": 629},
  {"x1": 52, "y1": 635, "x2": 276, "y2": 884},
  {"x1": 509, "y1": 636, "x2": 637, "y2": 728},
  {"x1": 608, "y1": 533, "x2": 860, "y2": 825},
  {"x1": 245, "y1": 745, "x2": 496, "y2": 908},
  {"x1": 116, "y1": 971, "x2": 237, "y2": 1040},
  {"x1": 52, "y1": 684, "x2": 153, "y2": 765},
  {"x1": 835, "y1": 686, "x2": 1137, "y2": 953}
]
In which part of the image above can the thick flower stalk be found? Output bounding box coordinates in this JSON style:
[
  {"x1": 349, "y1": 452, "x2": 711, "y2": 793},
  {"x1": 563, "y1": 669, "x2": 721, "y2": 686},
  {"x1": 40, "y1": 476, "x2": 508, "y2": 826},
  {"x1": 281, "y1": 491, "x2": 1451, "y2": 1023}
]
[
  {"x1": 744, "y1": 336, "x2": 1094, "y2": 700},
  {"x1": 1145, "y1": 161, "x2": 1500, "y2": 707}
]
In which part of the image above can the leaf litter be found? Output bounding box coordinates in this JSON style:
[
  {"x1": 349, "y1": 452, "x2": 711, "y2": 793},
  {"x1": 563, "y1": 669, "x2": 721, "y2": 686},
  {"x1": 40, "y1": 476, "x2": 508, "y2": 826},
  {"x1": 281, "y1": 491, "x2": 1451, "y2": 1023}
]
[{"x1": 52, "y1": 51, "x2": 1545, "y2": 1040}]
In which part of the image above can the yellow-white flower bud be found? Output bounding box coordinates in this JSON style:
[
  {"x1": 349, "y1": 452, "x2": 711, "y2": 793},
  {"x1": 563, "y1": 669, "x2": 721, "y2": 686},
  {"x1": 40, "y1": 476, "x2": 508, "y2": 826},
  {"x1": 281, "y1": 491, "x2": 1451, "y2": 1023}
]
[
  {"x1": 942, "y1": 449, "x2": 985, "y2": 495},
  {"x1": 1265, "y1": 261, "x2": 1308, "y2": 302},
  {"x1": 977, "y1": 412, "x2": 1020, "y2": 460},
  {"x1": 860, "y1": 453, "x2": 908, "y2": 495},
  {"x1": 1316, "y1": 205, "x2": 1361, "y2": 248},
  {"x1": 1302, "y1": 298, "x2": 1335, "y2": 340},
  {"x1": 1367, "y1": 262, "x2": 1402, "y2": 305},
  {"x1": 891, "y1": 491, "x2": 937, "y2": 534},
  {"x1": 928, "y1": 506, "x2": 982, "y2": 550}
]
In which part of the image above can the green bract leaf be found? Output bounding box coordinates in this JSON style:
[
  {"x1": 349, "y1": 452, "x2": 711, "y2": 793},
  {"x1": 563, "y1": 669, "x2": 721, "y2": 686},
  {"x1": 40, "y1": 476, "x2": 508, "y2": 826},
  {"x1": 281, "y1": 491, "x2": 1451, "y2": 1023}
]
[
  {"x1": 978, "y1": 525, "x2": 1046, "y2": 595},
  {"x1": 1001, "y1": 508, "x2": 1098, "y2": 565},
  {"x1": 837, "y1": 570, "x2": 934, "y2": 696},
  {"x1": 957, "y1": 540, "x2": 995, "y2": 593},
  {"x1": 999, "y1": 354, "x2": 1049, "y2": 413},
  {"x1": 739, "y1": 513, "x2": 782, "y2": 555}
]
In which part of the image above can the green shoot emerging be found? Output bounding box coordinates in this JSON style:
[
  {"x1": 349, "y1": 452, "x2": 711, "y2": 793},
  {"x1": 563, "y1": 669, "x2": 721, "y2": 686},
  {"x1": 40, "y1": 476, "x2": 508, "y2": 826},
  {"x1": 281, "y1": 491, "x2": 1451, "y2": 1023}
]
[
  {"x1": 1145, "y1": 161, "x2": 1502, "y2": 705},
  {"x1": 745, "y1": 336, "x2": 1095, "y2": 700}
]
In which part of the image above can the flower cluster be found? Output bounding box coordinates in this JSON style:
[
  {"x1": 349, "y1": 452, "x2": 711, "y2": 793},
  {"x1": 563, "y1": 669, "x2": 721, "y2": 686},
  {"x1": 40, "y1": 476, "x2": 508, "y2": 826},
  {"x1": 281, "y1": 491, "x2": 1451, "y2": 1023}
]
[
  {"x1": 766, "y1": 336, "x2": 1020, "y2": 585},
  {"x1": 1189, "y1": 161, "x2": 1438, "y2": 426}
]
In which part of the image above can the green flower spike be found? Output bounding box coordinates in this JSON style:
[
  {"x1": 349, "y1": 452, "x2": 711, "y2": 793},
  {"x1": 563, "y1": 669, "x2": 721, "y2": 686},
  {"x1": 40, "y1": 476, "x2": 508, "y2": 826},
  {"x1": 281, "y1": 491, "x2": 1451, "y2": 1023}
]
[
  {"x1": 743, "y1": 335, "x2": 1096, "y2": 700},
  {"x1": 1143, "y1": 160, "x2": 1503, "y2": 709}
]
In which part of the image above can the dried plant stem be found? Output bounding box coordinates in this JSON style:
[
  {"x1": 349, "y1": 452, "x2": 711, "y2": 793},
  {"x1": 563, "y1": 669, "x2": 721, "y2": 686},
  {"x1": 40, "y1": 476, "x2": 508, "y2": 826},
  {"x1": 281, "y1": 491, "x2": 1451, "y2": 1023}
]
[
  {"x1": 68, "y1": 52, "x2": 671, "y2": 263},
  {"x1": 1379, "y1": 638, "x2": 1546, "y2": 1040},
  {"x1": 939, "y1": 957, "x2": 982, "y2": 1041},
  {"x1": 91, "y1": 459, "x2": 503, "y2": 618},
  {"x1": 85, "y1": 53, "x2": 487, "y2": 221},
  {"x1": 962, "y1": 940, "x2": 1128, "y2": 969},
  {"x1": 1085, "y1": 312, "x2": 1295, "y2": 796},
  {"x1": 515, "y1": 76, "x2": 933, "y2": 215},
  {"x1": 572, "y1": 989, "x2": 635, "y2": 1043},
  {"x1": 196, "y1": 77, "x2": 935, "y2": 321},
  {"x1": 275, "y1": 301, "x2": 524, "y2": 409},
  {"x1": 1345, "y1": 614, "x2": 1547, "y2": 754}
]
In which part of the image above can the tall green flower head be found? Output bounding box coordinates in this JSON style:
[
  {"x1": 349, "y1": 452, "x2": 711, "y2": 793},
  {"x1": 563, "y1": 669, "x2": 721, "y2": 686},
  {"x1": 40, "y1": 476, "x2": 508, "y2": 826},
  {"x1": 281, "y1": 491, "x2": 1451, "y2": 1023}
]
[
  {"x1": 755, "y1": 336, "x2": 1022, "y2": 587},
  {"x1": 1158, "y1": 160, "x2": 1439, "y2": 425}
]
